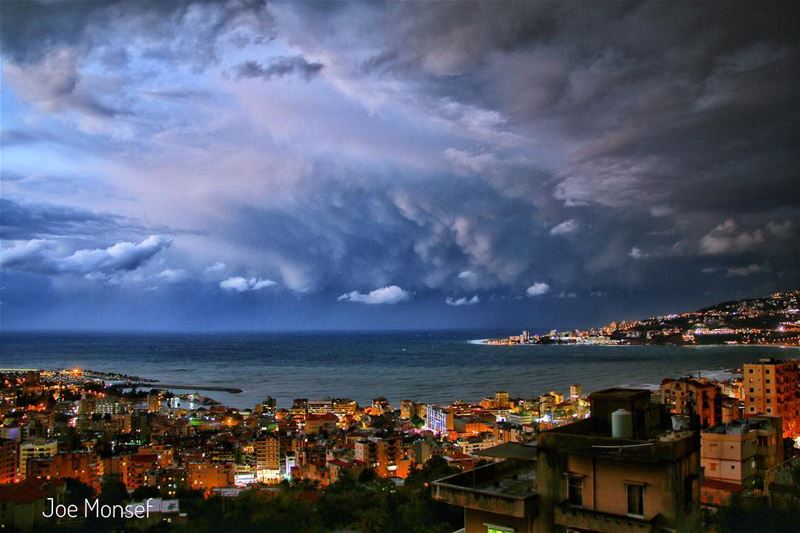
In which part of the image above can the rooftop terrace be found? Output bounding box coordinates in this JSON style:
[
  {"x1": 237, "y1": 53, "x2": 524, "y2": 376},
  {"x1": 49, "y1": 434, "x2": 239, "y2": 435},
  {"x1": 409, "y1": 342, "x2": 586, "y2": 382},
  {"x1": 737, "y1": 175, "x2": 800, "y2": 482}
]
[{"x1": 433, "y1": 459, "x2": 537, "y2": 518}]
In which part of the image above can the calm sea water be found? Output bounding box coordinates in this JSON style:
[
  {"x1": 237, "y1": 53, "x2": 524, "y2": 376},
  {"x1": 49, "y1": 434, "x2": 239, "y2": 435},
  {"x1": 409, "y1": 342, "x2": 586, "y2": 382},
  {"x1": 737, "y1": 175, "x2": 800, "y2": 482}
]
[{"x1": 1, "y1": 331, "x2": 797, "y2": 409}]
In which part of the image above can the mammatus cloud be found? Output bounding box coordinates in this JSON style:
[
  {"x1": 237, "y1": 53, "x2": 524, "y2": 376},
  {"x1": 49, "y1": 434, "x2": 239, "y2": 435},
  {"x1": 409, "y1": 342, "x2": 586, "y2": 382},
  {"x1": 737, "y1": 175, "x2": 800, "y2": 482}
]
[
  {"x1": 445, "y1": 295, "x2": 479, "y2": 306},
  {"x1": 0, "y1": 235, "x2": 171, "y2": 275},
  {"x1": 0, "y1": 1, "x2": 798, "y2": 330},
  {"x1": 219, "y1": 276, "x2": 277, "y2": 292},
  {"x1": 233, "y1": 56, "x2": 323, "y2": 81},
  {"x1": 550, "y1": 219, "x2": 578, "y2": 236},
  {"x1": 338, "y1": 285, "x2": 410, "y2": 305},
  {"x1": 526, "y1": 282, "x2": 550, "y2": 297}
]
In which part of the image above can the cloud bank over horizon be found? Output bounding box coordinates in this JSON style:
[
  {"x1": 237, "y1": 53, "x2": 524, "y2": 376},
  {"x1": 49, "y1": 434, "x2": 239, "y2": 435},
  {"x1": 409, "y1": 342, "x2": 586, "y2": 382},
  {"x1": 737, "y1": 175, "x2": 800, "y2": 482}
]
[{"x1": 1, "y1": 1, "x2": 797, "y2": 330}]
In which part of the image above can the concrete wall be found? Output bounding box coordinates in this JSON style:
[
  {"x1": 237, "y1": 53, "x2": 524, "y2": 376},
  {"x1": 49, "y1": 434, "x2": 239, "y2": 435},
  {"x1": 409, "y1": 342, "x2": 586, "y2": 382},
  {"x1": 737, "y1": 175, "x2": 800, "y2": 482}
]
[{"x1": 465, "y1": 508, "x2": 533, "y2": 533}]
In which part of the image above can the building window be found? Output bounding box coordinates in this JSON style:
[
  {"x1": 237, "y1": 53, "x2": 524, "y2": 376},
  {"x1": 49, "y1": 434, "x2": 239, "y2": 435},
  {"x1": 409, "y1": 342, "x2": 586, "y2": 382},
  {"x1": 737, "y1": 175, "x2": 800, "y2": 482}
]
[
  {"x1": 627, "y1": 483, "x2": 644, "y2": 517},
  {"x1": 486, "y1": 526, "x2": 514, "y2": 533},
  {"x1": 567, "y1": 474, "x2": 583, "y2": 506}
]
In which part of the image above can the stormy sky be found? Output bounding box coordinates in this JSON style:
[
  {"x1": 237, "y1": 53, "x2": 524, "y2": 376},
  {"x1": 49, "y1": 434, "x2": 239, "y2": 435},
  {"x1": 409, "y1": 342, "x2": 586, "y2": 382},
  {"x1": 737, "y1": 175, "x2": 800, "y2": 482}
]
[{"x1": 1, "y1": 1, "x2": 798, "y2": 331}]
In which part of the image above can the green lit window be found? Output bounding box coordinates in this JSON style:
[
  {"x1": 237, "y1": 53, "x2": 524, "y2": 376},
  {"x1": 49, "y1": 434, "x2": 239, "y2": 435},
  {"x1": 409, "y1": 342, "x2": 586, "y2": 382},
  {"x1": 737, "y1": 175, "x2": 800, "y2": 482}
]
[{"x1": 486, "y1": 525, "x2": 515, "y2": 533}]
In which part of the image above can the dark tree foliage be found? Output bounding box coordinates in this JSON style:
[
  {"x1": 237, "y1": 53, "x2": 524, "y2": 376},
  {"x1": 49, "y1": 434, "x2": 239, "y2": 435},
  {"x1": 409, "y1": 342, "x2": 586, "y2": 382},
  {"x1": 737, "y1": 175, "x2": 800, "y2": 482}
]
[
  {"x1": 64, "y1": 478, "x2": 95, "y2": 507},
  {"x1": 171, "y1": 457, "x2": 462, "y2": 533},
  {"x1": 132, "y1": 485, "x2": 161, "y2": 500},
  {"x1": 714, "y1": 494, "x2": 800, "y2": 533}
]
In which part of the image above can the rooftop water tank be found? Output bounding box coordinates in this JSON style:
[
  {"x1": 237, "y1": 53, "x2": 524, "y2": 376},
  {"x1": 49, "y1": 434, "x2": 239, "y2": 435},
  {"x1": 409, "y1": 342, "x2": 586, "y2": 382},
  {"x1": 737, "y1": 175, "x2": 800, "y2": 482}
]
[{"x1": 612, "y1": 409, "x2": 633, "y2": 439}]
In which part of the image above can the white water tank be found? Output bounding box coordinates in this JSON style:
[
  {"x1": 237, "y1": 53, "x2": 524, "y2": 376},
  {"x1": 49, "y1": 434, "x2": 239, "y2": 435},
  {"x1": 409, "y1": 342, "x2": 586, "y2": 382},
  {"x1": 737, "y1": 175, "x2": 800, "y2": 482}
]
[{"x1": 611, "y1": 409, "x2": 633, "y2": 439}]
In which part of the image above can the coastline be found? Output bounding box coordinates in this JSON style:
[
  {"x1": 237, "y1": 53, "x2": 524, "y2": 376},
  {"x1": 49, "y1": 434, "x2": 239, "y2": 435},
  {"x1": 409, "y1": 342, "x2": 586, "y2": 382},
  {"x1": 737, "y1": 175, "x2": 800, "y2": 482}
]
[{"x1": 469, "y1": 339, "x2": 800, "y2": 349}]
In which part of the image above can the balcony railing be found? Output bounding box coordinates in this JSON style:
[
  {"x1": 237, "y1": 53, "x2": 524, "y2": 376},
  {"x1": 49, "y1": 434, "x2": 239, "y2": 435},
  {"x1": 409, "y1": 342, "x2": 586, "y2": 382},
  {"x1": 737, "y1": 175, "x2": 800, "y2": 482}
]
[
  {"x1": 432, "y1": 460, "x2": 537, "y2": 518},
  {"x1": 554, "y1": 502, "x2": 662, "y2": 533}
]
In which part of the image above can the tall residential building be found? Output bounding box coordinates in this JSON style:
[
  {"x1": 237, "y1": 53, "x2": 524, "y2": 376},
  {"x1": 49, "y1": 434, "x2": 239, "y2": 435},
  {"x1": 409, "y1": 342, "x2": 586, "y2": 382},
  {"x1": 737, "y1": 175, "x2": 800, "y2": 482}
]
[
  {"x1": 354, "y1": 435, "x2": 410, "y2": 478},
  {"x1": 743, "y1": 358, "x2": 800, "y2": 437},
  {"x1": 18, "y1": 439, "x2": 57, "y2": 480},
  {"x1": 569, "y1": 383, "x2": 583, "y2": 401},
  {"x1": 255, "y1": 435, "x2": 281, "y2": 483},
  {"x1": 660, "y1": 377, "x2": 722, "y2": 428},
  {"x1": 147, "y1": 392, "x2": 162, "y2": 413},
  {"x1": 494, "y1": 391, "x2": 510, "y2": 409},
  {"x1": 400, "y1": 400, "x2": 415, "y2": 420},
  {"x1": 0, "y1": 438, "x2": 17, "y2": 483},
  {"x1": 434, "y1": 388, "x2": 702, "y2": 533}
]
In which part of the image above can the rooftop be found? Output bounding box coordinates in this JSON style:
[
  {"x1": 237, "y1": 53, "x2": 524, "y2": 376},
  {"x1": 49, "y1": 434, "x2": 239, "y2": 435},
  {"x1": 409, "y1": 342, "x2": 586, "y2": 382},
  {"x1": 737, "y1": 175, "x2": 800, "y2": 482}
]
[
  {"x1": 474, "y1": 442, "x2": 537, "y2": 461},
  {"x1": 433, "y1": 460, "x2": 537, "y2": 518}
]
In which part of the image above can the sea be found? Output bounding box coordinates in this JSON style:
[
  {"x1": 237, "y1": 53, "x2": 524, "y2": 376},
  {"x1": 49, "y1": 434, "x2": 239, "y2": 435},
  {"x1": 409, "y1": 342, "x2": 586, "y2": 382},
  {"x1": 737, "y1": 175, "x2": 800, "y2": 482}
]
[{"x1": 1, "y1": 330, "x2": 797, "y2": 410}]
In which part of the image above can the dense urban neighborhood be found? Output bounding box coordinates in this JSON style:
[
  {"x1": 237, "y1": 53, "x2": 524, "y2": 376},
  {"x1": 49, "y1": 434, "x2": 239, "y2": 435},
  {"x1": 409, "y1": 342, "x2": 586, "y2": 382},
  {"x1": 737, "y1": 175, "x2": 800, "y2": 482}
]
[
  {"x1": 486, "y1": 290, "x2": 800, "y2": 346},
  {"x1": 1, "y1": 351, "x2": 799, "y2": 531}
]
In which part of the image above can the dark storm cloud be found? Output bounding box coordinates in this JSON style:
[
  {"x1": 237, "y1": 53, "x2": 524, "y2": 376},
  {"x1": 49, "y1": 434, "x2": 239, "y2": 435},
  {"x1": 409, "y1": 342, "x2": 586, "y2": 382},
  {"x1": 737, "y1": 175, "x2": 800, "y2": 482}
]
[
  {"x1": 0, "y1": 0, "x2": 272, "y2": 65},
  {"x1": 280, "y1": 1, "x2": 799, "y2": 257},
  {"x1": 0, "y1": 198, "x2": 168, "y2": 241},
  {"x1": 2, "y1": 0, "x2": 798, "y2": 330},
  {"x1": 0, "y1": 235, "x2": 171, "y2": 276},
  {"x1": 233, "y1": 56, "x2": 323, "y2": 81}
]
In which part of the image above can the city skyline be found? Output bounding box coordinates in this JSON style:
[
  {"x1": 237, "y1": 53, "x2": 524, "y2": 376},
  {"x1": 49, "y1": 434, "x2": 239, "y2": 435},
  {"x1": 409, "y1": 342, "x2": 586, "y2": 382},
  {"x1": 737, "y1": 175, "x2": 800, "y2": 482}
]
[{"x1": 2, "y1": 1, "x2": 799, "y2": 331}]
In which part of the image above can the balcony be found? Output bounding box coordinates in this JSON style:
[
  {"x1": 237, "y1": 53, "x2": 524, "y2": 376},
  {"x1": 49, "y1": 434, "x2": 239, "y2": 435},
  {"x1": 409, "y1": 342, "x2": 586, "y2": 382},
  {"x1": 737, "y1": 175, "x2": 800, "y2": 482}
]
[
  {"x1": 433, "y1": 460, "x2": 537, "y2": 518},
  {"x1": 554, "y1": 502, "x2": 663, "y2": 533}
]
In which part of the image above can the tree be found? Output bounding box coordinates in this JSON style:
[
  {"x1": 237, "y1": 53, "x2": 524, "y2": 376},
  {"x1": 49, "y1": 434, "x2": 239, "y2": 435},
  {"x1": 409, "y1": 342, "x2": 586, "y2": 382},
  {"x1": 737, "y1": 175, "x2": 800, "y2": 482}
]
[
  {"x1": 132, "y1": 485, "x2": 160, "y2": 500},
  {"x1": 100, "y1": 474, "x2": 128, "y2": 505},
  {"x1": 64, "y1": 478, "x2": 94, "y2": 506}
]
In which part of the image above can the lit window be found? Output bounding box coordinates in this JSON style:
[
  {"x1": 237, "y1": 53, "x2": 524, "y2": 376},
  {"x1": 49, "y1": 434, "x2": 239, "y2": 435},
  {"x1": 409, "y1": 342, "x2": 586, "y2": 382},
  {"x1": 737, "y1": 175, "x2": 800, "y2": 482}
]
[
  {"x1": 486, "y1": 526, "x2": 515, "y2": 533},
  {"x1": 627, "y1": 483, "x2": 644, "y2": 517}
]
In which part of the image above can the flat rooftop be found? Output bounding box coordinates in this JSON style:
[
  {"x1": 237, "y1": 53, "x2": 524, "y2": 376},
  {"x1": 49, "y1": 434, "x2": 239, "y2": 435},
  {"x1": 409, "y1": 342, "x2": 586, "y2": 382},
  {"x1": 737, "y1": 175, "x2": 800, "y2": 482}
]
[
  {"x1": 434, "y1": 459, "x2": 536, "y2": 499},
  {"x1": 474, "y1": 442, "x2": 537, "y2": 461}
]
